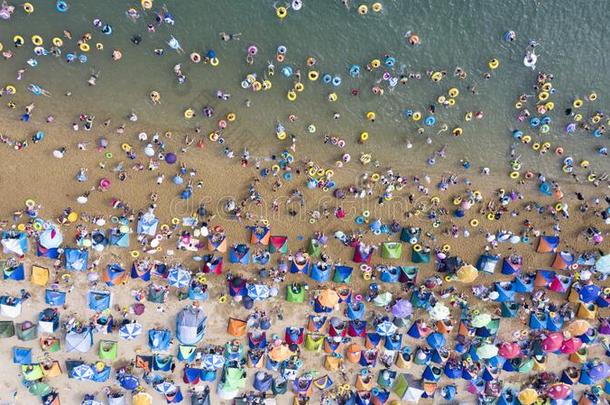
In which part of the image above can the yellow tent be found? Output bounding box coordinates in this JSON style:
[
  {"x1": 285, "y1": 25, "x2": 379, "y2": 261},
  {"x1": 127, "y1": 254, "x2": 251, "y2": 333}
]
[
  {"x1": 268, "y1": 344, "x2": 292, "y2": 362},
  {"x1": 517, "y1": 388, "x2": 539, "y2": 405},
  {"x1": 566, "y1": 319, "x2": 590, "y2": 336},
  {"x1": 456, "y1": 264, "x2": 479, "y2": 283},
  {"x1": 31, "y1": 265, "x2": 49, "y2": 286},
  {"x1": 133, "y1": 392, "x2": 153, "y2": 405}
]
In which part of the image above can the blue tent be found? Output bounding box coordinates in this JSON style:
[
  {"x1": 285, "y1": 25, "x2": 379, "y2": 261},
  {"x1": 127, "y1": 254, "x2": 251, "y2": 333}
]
[
  {"x1": 477, "y1": 253, "x2": 500, "y2": 274},
  {"x1": 379, "y1": 266, "x2": 400, "y2": 283},
  {"x1": 228, "y1": 244, "x2": 250, "y2": 264},
  {"x1": 39, "y1": 308, "x2": 60, "y2": 334},
  {"x1": 1, "y1": 231, "x2": 29, "y2": 256},
  {"x1": 153, "y1": 354, "x2": 174, "y2": 372},
  {"x1": 176, "y1": 306, "x2": 207, "y2": 345},
  {"x1": 64, "y1": 248, "x2": 88, "y2": 271},
  {"x1": 91, "y1": 364, "x2": 111, "y2": 382},
  {"x1": 494, "y1": 282, "x2": 516, "y2": 302},
  {"x1": 12, "y1": 346, "x2": 32, "y2": 364},
  {"x1": 2, "y1": 263, "x2": 25, "y2": 280},
  {"x1": 108, "y1": 229, "x2": 129, "y2": 248},
  {"x1": 87, "y1": 290, "x2": 112, "y2": 311},
  {"x1": 347, "y1": 302, "x2": 366, "y2": 320},
  {"x1": 45, "y1": 289, "x2": 66, "y2": 306},
  {"x1": 332, "y1": 265, "x2": 353, "y2": 283},
  {"x1": 148, "y1": 328, "x2": 172, "y2": 351},
  {"x1": 426, "y1": 333, "x2": 446, "y2": 349},
  {"x1": 310, "y1": 263, "x2": 331, "y2": 282},
  {"x1": 118, "y1": 373, "x2": 139, "y2": 390},
  {"x1": 137, "y1": 212, "x2": 159, "y2": 236},
  {"x1": 580, "y1": 284, "x2": 601, "y2": 303}
]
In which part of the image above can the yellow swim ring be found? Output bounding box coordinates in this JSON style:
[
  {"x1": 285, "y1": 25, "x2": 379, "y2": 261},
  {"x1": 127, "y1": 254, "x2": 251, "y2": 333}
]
[
  {"x1": 359, "y1": 132, "x2": 369, "y2": 142},
  {"x1": 448, "y1": 88, "x2": 459, "y2": 98},
  {"x1": 372, "y1": 2, "x2": 383, "y2": 12},
  {"x1": 488, "y1": 58, "x2": 499, "y2": 69},
  {"x1": 573, "y1": 99, "x2": 583, "y2": 108},
  {"x1": 277, "y1": 131, "x2": 287, "y2": 140},
  {"x1": 227, "y1": 113, "x2": 236, "y2": 122},
  {"x1": 13, "y1": 35, "x2": 24, "y2": 46},
  {"x1": 79, "y1": 43, "x2": 90, "y2": 52},
  {"x1": 141, "y1": 0, "x2": 153, "y2": 9},
  {"x1": 294, "y1": 82, "x2": 304, "y2": 92},
  {"x1": 538, "y1": 92, "x2": 549, "y2": 101},
  {"x1": 276, "y1": 6, "x2": 288, "y2": 19},
  {"x1": 358, "y1": 4, "x2": 368, "y2": 14},
  {"x1": 31, "y1": 35, "x2": 43, "y2": 46},
  {"x1": 52, "y1": 37, "x2": 63, "y2": 47},
  {"x1": 23, "y1": 2, "x2": 34, "y2": 13},
  {"x1": 210, "y1": 57, "x2": 219, "y2": 66},
  {"x1": 431, "y1": 71, "x2": 443, "y2": 82},
  {"x1": 184, "y1": 109, "x2": 194, "y2": 119},
  {"x1": 308, "y1": 71, "x2": 319, "y2": 81},
  {"x1": 287, "y1": 90, "x2": 297, "y2": 101}
]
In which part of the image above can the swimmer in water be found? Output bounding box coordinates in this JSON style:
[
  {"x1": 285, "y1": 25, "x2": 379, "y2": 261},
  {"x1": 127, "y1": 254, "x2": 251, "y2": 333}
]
[
  {"x1": 131, "y1": 35, "x2": 142, "y2": 45},
  {"x1": 88, "y1": 69, "x2": 100, "y2": 86},
  {"x1": 167, "y1": 36, "x2": 184, "y2": 54},
  {"x1": 219, "y1": 32, "x2": 242, "y2": 42}
]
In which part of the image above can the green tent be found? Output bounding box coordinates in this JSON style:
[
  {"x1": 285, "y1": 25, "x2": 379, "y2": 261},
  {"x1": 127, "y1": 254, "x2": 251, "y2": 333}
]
[
  {"x1": 411, "y1": 246, "x2": 431, "y2": 263},
  {"x1": 16, "y1": 322, "x2": 38, "y2": 341},
  {"x1": 307, "y1": 239, "x2": 322, "y2": 258},
  {"x1": 99, "y1": 340, "x2": 118, "y2": 360},
  {"x1": 0, "y1": 321, "x2": 15, "y2": 338},
  {"x1": 400, "y1": 266, "x2": 418, "y2": 282},
  {"x1": 393, "y1": 373, "x2": 424, "y2": 401},
  {"x1": 22, "y1": 364, "x2": 44, "y2": 381},
  {"x1": 381, "y1": 242, "x2": 402, "y2": 259},
  {"x1": 148, "y1": 285, "x2": 167, "y2": 303},
  {"x1": 304, "y1": 334, "x2": 324, "y2": 352},
  {"x1": 27, "y1": 381, "x2": 52, "y2": 397},
  {"x1": 286, "y1": 284, "x2": 305, "y2": 303},
  {"x1": 222, "y1": 367, "x2": 246, "y2": 391},
  {"x1": 501, "y1": 302, "x2": 520, "y2": 318}
]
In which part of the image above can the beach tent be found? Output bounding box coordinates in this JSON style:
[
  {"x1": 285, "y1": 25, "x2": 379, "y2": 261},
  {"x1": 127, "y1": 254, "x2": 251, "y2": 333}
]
[
  {"x1": 1, "y1": 231, "x2": 29, "y2": 256},
  {"x1": 399, "y1": 266, "x2": 419, "y2": 284},
  {"x1": 381, "y1": 242, "x2": 402, "y2": 259},
  {"x1": 537, "y1": 236, "x2": 559, "y2": 253},
  {"x1": 518, "y1": 388, "x2": 539, "y2": 405},
  {"x1": 207, "y1": 233, "x2": 227, "y2": 253},
  {"x1": 476, "y1": 253, "x2": 500, "y2": 274},
  {"x1": 22, "y1": 363, "x2": 45, "y2": 381},
  {"x1": 373, "y1": 292, "x2": 393, "y2": 307},
  {"x1": 103, "y1": 264, "x2": 127, "y2": 286},
  {"x1": 268, "y1": 236, "x2": 288, "y2": 254},
  {"x1": 347, "y1": 301, "x2": 366, "y2": 320},
  {"x1": 304, "y1": 334, "x2": 324, "y2": 351},
  {"x1": 168, "y1": 265, "x2": 191, "y2": 288},
  {"x1": 400, "y1": 227, "x2": 421, "y2": 244},
  {"x1": 0, "y1": 296, "x2": 22, "y2": 318},
  {"x1": 2, "y1": 261, "x2": 24, "y2": 280},
  {"x1": 227, "y1": 318, "x2": 247, "y2": 337},
  {"x1": 87, "y1": 290, "x2": 112, "y2": 311},
  {"x1": 31, "y1": 265, "x2": 49, "y2": 285},
  {"x1": 290, "y1": 254, "x2": 310, "y2": 274},
  {"x1": 177, "y1": 344, "x2": 197, "y2": 362},
  {"x1": 176, "y1": 306, "x2": 207, "y2": 345},
  {"x1": 148, "y1": 284, "x2": 168, "y2": 303},
  {"x1": 190, "y1": 387, "x2": 211, "y2": 405},
  {"x1": 64, "y1": 248, "x2": 88, "y2": 272},
  {"x1": 153, "y1": 354, "x2": 173, "y2": 372},
  {"x1": 333, "y1": 265, "x2": 353, "y2": 283},
  {"x1": 456, "y1": 264, "x2": 479, "y2": 283},
  {"x1": 106, "y1": 391, "x2": 126, "y2": 405},
  {"x1": 228, "y1": 277, "x2": 247, "y2": 297},
  {"x1": 379, "y1": 266, "x2": 400, "y2": 283},
  {"x1": 131, "y1": 260, "x2": 152, "y2": 281},
  {"x1": 39, "y1": 308, "x2": 60, "y2": 334},
  {"x1": 109, "y1": 228, "x2": 129, "y2": 248},
  {"x1": 310, "y1": 263, "x2": 331, "y2": 282},
  {"x1": 307, "y1": 239, "x2": 322, "y2": 258},
  {"x1": 0, "y1": 320, "x2": 15, "y2": 338},
  {"x1": 148, "y1": 328, "x2": 172, "y2": 351},
  {"x1": 286, "y1": 284, "x2": 305, "y2": 303},
  {"x1": 502, "y1": 255, "x2": 522, "y2": 275},
  {"x1": 217, "y1": 367, "x2": 246, "y2": 400},
  {"x1": 137, "y1": 211, "x2": 159, "y2": 236},
  {"x1": 37, "y1": 226, "x2": 63, "y2": 259},
  {"x1": 411, "y1": 245, "x2": 431, "y2": 263},
  {"x1": 202, "y1": 254, "x2": 223, "y2": 275},
  {"x1": 65, "y1": 327, "x2": 93, "y2": 352},
  {"x1": 353, "y1": 243, "x2": 374, "y2": 264},
  {"x1": 45, "y1": 289, "x2": 66, "y2": 306},
  {"x1": 188, "y1": 281, "x2": 208, "y2": 301},
  {"x1": 250, "y1": 226, "x2": 270, "y2": 245},
  {"x1": 13, "y1": 346, "x2": 32, "y2": 364},
  {"x1": 394, "y1": 373, "x2": 425, "y2": 402},
  {"x1": 91, "y1": 230, "x2": 108, "y2": 252},
  {"x1": 99, "y1": 340, "x2": 118, "y2": 360},
  {"x1": 552, "y1": 251, "x2": 575, "y2": 270},
  {"x1": 229, "y1": 244, "x2": 250, "y2": 264}
]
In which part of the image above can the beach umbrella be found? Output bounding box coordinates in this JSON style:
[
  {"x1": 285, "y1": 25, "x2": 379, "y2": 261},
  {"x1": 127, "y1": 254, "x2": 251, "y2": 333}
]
[
  {"x1": 317, "y1": 289, "x2": 339, "y2": 308},
  {"x1": 376, "y1": 319, "x2": 397, "y2": 336},
  {"x1": 247, "y1": 284, "x2": 270, "y2": 301},
  {"x1": 560, "y1": 337, "x2": 583, "y2": 354},
  {"x1": 498, "y1": 342, "x2": 522, "y2": 359},
  {"x1": 579, "y1": 284, "x2": 601, "y2": 303},
  {"x1": 542, "y1": 332, "x2": 564, "y2": 352},
  {"x1": 373, "y1": 291, "x2": 393, "y2": 307},
  {"x1": 426, "y1": 333, "x2": 446, "y2": 349},
  {"x1": 429, "y1": 303, "x2": 450, "y2": 321},
  {"x1": 118, "y1": 374, "x2": 139, "y2": 390},
  {"x1": 39, "y1": 227, "x2": 63, "y2": 249},
  {"x1": 268, "y1": 344, "x2": 292, "y2": 362},
  {"x1": 119, "y1": 322, "x2": 143, "y2": 340},
  {"x1": 471, "y1": 313, "x2": 492, "y2": 328},
  {"x1": 546, "y1": 383, "x2": 572, "y2": 400},
  {"x1": 167, "y1": 267, "x2": 191, "y2": 288},
  {"x1": 566, "y1": 320, "x2": 591, "y2": 336},
  {"x1": 82, "y1": 396, "x2": 104, "y2": 405},
  {"x1": 517, "y1": 388, "x2": 538, "y2": 405},
  {"x1": 456, "y1": 264, "x2": 478, "y2": 283},
  {"x1": 476, "y1": 343, "x2": 499, "y2": 359},
  {"x1": 71, "y1": 364, "x2": 94, "y2": 380},
  {"x1": 595, "y1": 254, "x2": 610, "y2": 274},
  {"x1": 202, "y1": 354, "x2": 224, "y2": 370},
  {"x1": 391, "y1": 299, "x2": 412, "y2": 318}
]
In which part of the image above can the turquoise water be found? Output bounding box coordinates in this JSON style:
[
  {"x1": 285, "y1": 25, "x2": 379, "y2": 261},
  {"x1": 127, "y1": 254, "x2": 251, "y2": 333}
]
[{"x1": 0, "y1": 0, "x2": 608, "y2": 176}]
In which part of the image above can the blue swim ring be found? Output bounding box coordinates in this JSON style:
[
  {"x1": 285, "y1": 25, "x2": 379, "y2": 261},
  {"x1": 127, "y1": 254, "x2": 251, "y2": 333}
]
[
  {"x1": 529, "y1": 117, "x2": 540, "y2": 127},
  {"x1": 349, "y1": 65, "x2": 360, "y2": 77},
  {"x1": 541, "y1": 116, "x2": 551, "y2": 125},
  {"x1": 355, "y1": 216, "x2": 365, "y2": 225},
  {"x1": 78, "y1": 54, "x2": 88, "y2": 63},
  {"x1": 56, "y1": 0, "x2": 69, "y2": 12},
  {"x1": 403, "y1": 109, "x2": 413, "y2": 119},
  {"x1": 424, "y1": 116, "x2": 436, "y2": 126},
  {"x1": 332, "y1": 76, "x2": 342, "y2": 87},
  {"x1": 512, "y1": 130, "x2": 523, "y2": 140},
  {"x1": 283, "y1": 172, "x2": 292, "y2": 181},
  {"x1": 384, "y1": 56, "x2": 396, "y2": 67},
  {"x1": 322, "y1": 74, "x2": 332, "y2": 84},
  {"x1": 281, "y1": 66, "x2": 293, "y2": 77},
  {"x1": 66, "y1": 53, "x2": 76, "y2": 62}
]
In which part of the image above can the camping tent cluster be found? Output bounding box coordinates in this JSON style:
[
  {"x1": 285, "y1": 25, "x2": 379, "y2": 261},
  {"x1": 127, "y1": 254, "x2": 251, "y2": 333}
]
[{"x1": 1, "y1": 220, "x2": 610, "y2": 404}]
